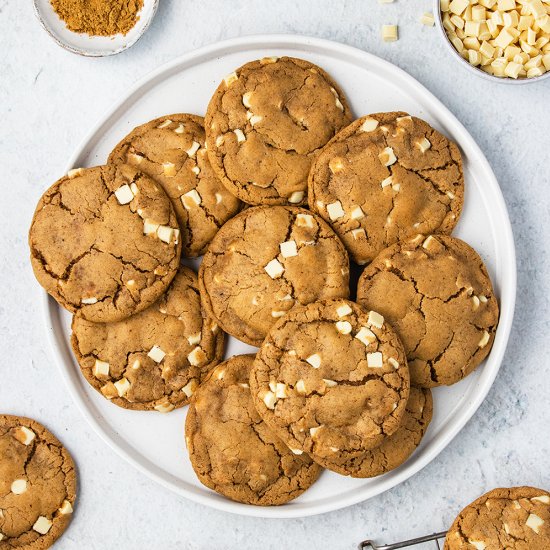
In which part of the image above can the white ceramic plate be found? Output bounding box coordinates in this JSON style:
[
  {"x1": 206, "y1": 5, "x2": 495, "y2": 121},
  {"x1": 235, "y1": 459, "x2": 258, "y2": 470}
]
[
  {"x1": 43, "y1": 35, "x2": 516, "y2": 518},
  {"x1": 33, "y1": 0, "x2": 158, "y2": 57}
]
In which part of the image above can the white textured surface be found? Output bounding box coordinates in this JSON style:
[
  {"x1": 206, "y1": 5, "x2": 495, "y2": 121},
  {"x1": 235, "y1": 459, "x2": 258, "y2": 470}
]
[{"x1": 0, "y1": 1, "x2": 548, "y2": 549}]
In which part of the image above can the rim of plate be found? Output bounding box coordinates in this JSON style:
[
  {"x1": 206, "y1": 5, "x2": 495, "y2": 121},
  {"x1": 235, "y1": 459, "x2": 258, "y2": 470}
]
[
  {"x1": 42, "y1": 34, "x2": 517, "y2": 518},
  {"x1": 32, "y1": 0, "x2": 159, "y2": 57}
]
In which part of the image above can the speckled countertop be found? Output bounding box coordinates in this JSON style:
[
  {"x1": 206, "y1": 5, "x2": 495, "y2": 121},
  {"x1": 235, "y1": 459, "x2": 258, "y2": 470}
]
[{"x1": 1, "y1": 1, "x2": 549, "y2": 548}]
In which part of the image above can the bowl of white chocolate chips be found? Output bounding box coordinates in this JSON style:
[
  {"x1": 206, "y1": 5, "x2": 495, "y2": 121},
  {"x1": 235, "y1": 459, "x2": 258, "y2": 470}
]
[{"x1": 435, "y1": 0, "x2": 550, "y2": 82}]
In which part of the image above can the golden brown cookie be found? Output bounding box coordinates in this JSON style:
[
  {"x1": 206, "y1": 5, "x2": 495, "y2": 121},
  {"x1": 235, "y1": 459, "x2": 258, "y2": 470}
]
[
  {"x1": 199, "y1": 205, "x2": 350, "y2": 346},
  {"x1": 205, "y1": 56, "x2": 352, "y2": 206},
  {"x1": 185, "y1": 355, "x2": 322, "y2": 506},
  {"x1": 250, "y1": 300, "x2": 410, "y2": 465},
  {"x1": 71, "y1": 266, "x2": 224, "y2": 412},
  {"x1": 108, "y1": 114, "x2": 242, "y2": 257},
  {"x1": 312, "y1": 387, "x2": 432, "y2": 477},
  {"x1": 309, "y1": 112, "x2": 464, "y2": 265},
  {"x1": 445, "y1": 487, "x2": 550, "y2": 550},
  {"x1": 29, "y1": 164, "x2": 181, "y2": 322},
  {"x1": 0, "y1": 415, "x2": 76, "y2": 549},
  {"x1": 357, "y1": 235, "x2": 499, "y2": 388}
]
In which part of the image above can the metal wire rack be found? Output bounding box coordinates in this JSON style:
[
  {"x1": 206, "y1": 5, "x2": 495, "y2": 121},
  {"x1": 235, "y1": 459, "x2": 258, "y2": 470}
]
[{"x1": 358, "y1": 531, "x2": 448, "y2": 549}]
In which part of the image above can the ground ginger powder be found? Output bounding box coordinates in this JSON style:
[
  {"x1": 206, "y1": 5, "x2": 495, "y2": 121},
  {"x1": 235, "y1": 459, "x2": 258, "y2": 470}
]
[{"x1": 50, "y1": 0, "x2": 144, "y2": 37}]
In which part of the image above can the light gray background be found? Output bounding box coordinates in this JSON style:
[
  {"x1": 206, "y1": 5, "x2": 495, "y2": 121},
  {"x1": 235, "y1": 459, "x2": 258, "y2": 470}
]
[{"x1": 1, "y1": 1, "x2": 549, "y2": 548}]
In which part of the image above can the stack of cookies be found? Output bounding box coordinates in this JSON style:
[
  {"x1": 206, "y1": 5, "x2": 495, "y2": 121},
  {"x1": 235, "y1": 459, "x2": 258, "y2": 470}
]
[{"x1": 28, "y1": 56, "x2": 499, "y2": 508}]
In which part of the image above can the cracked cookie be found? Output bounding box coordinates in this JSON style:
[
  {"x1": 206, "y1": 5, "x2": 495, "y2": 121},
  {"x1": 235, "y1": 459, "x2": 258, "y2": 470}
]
[
  {"x1": 29, "y1": 164, "x2": 181, "y2": 323},
  {"x1": 71, "y1": 266, "x2": 224, "y2": 412},
  {"x1": 445, "y1": 487, "x2": 550, "y2": 550},
  {"x1": 205, "y1": 56, "x2": 352, "y2": 206},
  {"x1": 308, "y1": 112, "x2": 464, "y2": 265},
  {"x1": 311, "y1": 387, "x2": 432, "y2": 477},
  {"x1": 357, "y1": 234, "x2": 499, "y2": 388},
  {"x1": 249, "y1": 299, "x2": 410, "y2": 465},
  {"x1": 185, "y1": 354, "x2": 321, "y2": 505},
  {"x1": 0, "y1": 415, "x2": 76, "y2": 549},
  {"x1": 109, "y1": 114, "x2": 242, "y2": 257},
  {"x1": 199, "y1": 205, "x2": 350, "y2": 346}
]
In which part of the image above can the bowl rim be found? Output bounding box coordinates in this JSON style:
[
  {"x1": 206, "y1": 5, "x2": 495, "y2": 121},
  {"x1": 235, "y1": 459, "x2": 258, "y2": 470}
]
[
  {"x1": 433, "y1": 0, "x2": 550, "y2": 85},
  {"x1": 32, "y1": 0, "x2": 159, "y2": 57}
]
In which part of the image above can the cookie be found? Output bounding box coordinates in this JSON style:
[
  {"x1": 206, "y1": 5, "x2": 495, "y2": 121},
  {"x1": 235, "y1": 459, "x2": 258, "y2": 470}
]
[
  {"x1": 205, "y1": 56, "x2": 352, "y2": 206},
  {"x1": 71, "y1": 266, "x2": 224, "y2": 412},
  {"x1": 445, "y1": 487, "x2": 550, "y2": 550},
  {"x1": 249, "y1": 299, "x2": 410, "y2": 464},
  {"x1": 312, "y1": 387, "x2": 432, "y2": 477},
  {"x1": 109, "y1": 114, "x2": 242, "y2": 257},
  {"x1": 357, "y1": 235, "x2": 499, "y2": 387},
  {"x1": 199, "y1": 206, "x2": 350, "y2": 346},
  {"x1": 308, "y1": 112, "x2": 464, "y2": 265},
  {"x1": 0, "y1": 415, "x2": 76, "y2": 549},
  {"x1": 185, "y1": 355, "x2": 321, "y2": 506},
  {"x1": 29, "y1": 164, "x2": 181, "y2": 323}
]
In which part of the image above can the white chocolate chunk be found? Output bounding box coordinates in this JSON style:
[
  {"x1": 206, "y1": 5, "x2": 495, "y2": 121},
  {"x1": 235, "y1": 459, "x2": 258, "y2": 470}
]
[
  {"x1": 351, "y1": 228, "x2": 366, "y2": 240},
  {"x1": 143, "y1": 219, "x2": 160, "y2": 235},
  {"x1": 296, "y1": 213, "x2": 315, "y2": 228},
  {"x1": 242, "y1": 92, "x2": 253, "y2": 108},
  {"x1": 260, "y1": 56, "x2": 279, "y2": 64},
  {"x1": 329, "y1": 157, "x2": 345, "y2": 173},
  {"x1": 367, "y1": 352, "x2": 384, "y2": 368},
  {"x1": 186, "y1": 141, "x2": 200, "y2": 157},
  {"x1": 379, "y1": 147, "x2": 397, "y2": 166},
  {"x1": 33, "y1": 516, "x2": 53, "y2": 535},
  {"x1": 472, "y1": 295, "x2": 480, "y2": 309},
  {"x1": 381, "y1": 176, "x2": 393, "y2": 188},
  {"x1": 336, "y1": 303, "x2": 353, "y2": 317},
  {"x1": 355, "y1": 327, "x2": 376, "y2": 346},
  {"x1": 478, "y1": 331, "x2": 490, "y2": 348},
  {"x1": 309, "y1": 426, "x2": 322, "y2": 436},
  {"x1": 182, "y1": 379, "x2": 198, "y2": 398},
  {"x1": 290, "y1": 448, "x2": 303, "y2": 455},
  {"x1": 215, "y1": 192, "x2": 223, "y2": 204},
  {"x1": 276, "y1": 383, "x2": 288, "y2": 399},
  {"x1": 249, "y1": 115, "x2": 262, "y2": 126},
  {"x1": 368, "y1": 311, "x2": 385, "y2": 329},
  {"x1": 532, "y1": 495, "x2": 550, "y2": 504},
  {"x1": 421, "y1": 12, "x2": 435, "y2": 26},
  {"x1": 59, "y1": 500, "x2": 73, "y2": 515},
  {"x1": 280, "y1": 240, "x2": 298, "y2": 258},
  {"x1": 224, "y1": 72, "x2": 238, "y2": 86},
  {"x1": 154, "y1": 401, "x2": 175, "y2": 413},
  {"x1": 450, "y1": 0, "x2": 469, "y2": 15},
  {"x1": 181, "y1": 189, "x2": 202, "y2": 209},
  {"x1": 114, "y1": 378, "x2": 131, "y2": 397},
  {"x1": 174, "y1": 123, "x2": 185, "y2": 134},
  {"x1": 295, "y1": 379, "x2": 306, "y2": 394},
  {"x1": 335, "y1": 320, "x2": 352, "y2": 335},
  {"x1": 264, "y1": 259, "x2": 285, "y2": 279},
  {"x1": 93, "y1": 359, "x2": 110, "y2": 378},
  {"x1": 148, "y1": 345, "x2": 166, "y2": 363},
  {"x1": 157, "y1": 225, "x2": 175, "y2": 244},
  {"x1": 416, "y1": 137, "x2": 432, "y2": 153},
  {"x1": 306, "y1": 354, "x2": 321, "y2": 369},
  {"x1": 157, "y1": 119, "x2": 172, "y2": 129},
  {"x1": 215, "y1": 135, "x2": 224, "y2": 147},
  {"x1": 262, "y1": 391, "x2": 276, "y2": 409},
  {"x1": 11, "y1": 479, "x2": 27, "y2": 494},
  {"x1": 114, "y1": 184, "x2": 134, "y2": 205},
  {"x1": 15, "y1": 426, "x2": 36, "y2": 446},
  {"x1": 239, "y1": 383, "x2": 249, "y2": 389},
  {"x1": 468, "y1": 542, "x2": 486, "y2": 550},
  {"x1": 188, "y1": 347, "x2": 206, "y2": 366},
  {"x1": 388, "y1": 357, "x2": 400, "y2": 369},
  {"x1": 234, "y1": 129, "x2": 246, "y2": 143},
  {"x1": 131, "y1": 360, "x2": 141, "y2": 370},
  {"x1": 382, "y1": 24, "x2": 399, "y2": 42},
  {"x1": 360, "y1": 117, "x2": 379, "y2": 132},
  {"x1": 67, "y1": 167, "x2": 84, "y2": 178},
  {"x1": 191, "y1": 165, "x2": 200, "y2": 175},
  {"x1": 187, "y1": 332, "x2": 201, "y2": 346},
  {"x1": 162, "y1": 162, "x2": 177, "y2": 177},
  {"x1": 288, "y1": 191, "x2": 304, "y2": 203},
  {"x1": 526, "y1": 513, "x2": 545, "y2": 533},
  {"x1": 327, "y1": 201, "x2": 345, "y2": 221},
  {"x1": 271, "y1": 310, "x2": 286, "y2": 318},
  {"x1": 350, "y1": 205, "x2": 365, "y2": 220},
  {"x1": 81, "y1": 297, "x2": 98, "y2": 305}
]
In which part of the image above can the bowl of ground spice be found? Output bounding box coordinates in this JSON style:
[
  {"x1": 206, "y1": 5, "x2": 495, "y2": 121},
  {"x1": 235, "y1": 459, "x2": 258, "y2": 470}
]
[{"x1": 33, "y1": 0, "x2": 158, "y2": 57}]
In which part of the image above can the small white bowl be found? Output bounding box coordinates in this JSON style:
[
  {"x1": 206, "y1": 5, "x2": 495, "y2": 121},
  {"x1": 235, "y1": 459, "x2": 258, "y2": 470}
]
[
  {"x1": 433, "y1": 0, "x2": 550, "y2": 85},
  {"x1": 33, "y1": 0, "x2": 159, "y2": 57}
]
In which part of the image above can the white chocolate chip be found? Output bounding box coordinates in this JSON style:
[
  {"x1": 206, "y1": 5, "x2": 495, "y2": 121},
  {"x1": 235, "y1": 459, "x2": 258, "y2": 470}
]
[
  {"x1": 242, "y1": 92, "x2": 253, "y2": 108},
  {"x1": 15, "y1": 426, "x2": 36, "y2": 446},
  {"x1": 336, "y1": 303, "x2": 353, "y2": 317},
  {"x1": 186, "y1": 141, "x2": 200, "y2": 157},
  {"x1": 379, "y1": 147, "x2": 397, "y2": 166},
  {"x1": 532, "y1": 495, "x2": 550, "y2": 504},
  {"x1": 351, "y1": 228, "x2": 366, "y2": 240},
  {"x1": 288, "y1": 191, "x2": 304, "y2": 203},
  {"x1": 271, "y1": 310, "x2": 286, "y2": 318},
  {"x1": 262, "y1": 390, "x2": 277, "y2": 409},
  {"x1": 187, "y1": 333, "x2": 201, "y2": 346},
  {"x1": 224, "y1": 72, "x2": 238, "y2": 86},
  {"x1": 11, "y1": 479, "x2": 27, "y2": 494},
  {"x1": 381, "y1": 176, "x2": 393, "y2": 188},
  {"x1": 215, "y1": 135, "x2": 224, "y2": 147},
  {"x1": 416, "y1": 137, "x2": 432, "y2": 153},
  {"x1": 368, "y1": 311, "x2": 385, "y2": 329},
  {"x1": 81, "y1": 297, "x2": 98, "y2": 305},
  {"x1": 335, "y1": 320, "x2": 352, "y2": 335},
  {"x1": 264, "y1": 259, "x2": 285, "y2": 279},
  {"x1": 478, "y1": 331, "x2": 490, "y2": 348},
  {"x1": 182, "y1": 379, "x2": 198, "y2": 398},
  {"x1": 276, "y1": 383, "x2": 288, "y2": 399},
  {"x1": 157, "y1": 119, "x2": 172, "y2": 129},
  {"x1": 67, "y1": 167, "x2": 84, "y2": 178},
  {"x1": 143, "y1": 219, "x2": 160, "y2": 235},
  {"x1": 420, "y1": 12, "x2": 435, "y2": 26},
  {"x1": 468, "y1": 541, "x2": 486, "y2": 550},
  {"x1": 472, "y1": 295, "x2": 480, "y2": 309},
  {"x1": 162, "y1": 162, "x2": 177, "y2": 177},
  {"x1": 114, "y1": 378, "x2": 131, "y2": 397},
  {"x1": 215, "y1": 192, "x2": 223, "y2": 204},
  {"x1": 234, "y1": 129, "x2": 246, "y2": 142},
  {"x1": 280, "y1": 240, "x2": 298, "y2": 258},
  {"x1": 330, "y1": 87, "x2": 344, "y2": 110},
  {"x1": 59, "y1": 500, "x2": 73, "y2": 515},
  {"x1": 191, "y1": 165, "x2": 200, "y2": 176},
  {"x1": 355, "y1": 327, "x2": 377, "y2": 346},
  {"x1": 269, "y1": 381, "x2": 277, "y2": 393},
  {"x1": 114, "y1": 184, "x2": 134, "y2": 205},
  {"x1": 174, "y1": 123, "x2": 185, "y2": 134},
  {"x1": 181, "y1": 189, "x2": 202, "y2": 209},
  {"x1": 131, "y1": 360, "x2": 141, "y2": 370},
  {"x1": 296, "y1": 213, "x2": 315, "y2": 227},
  {"x1": 93, "y1": 359, "x2": 110, "y2": 378},
  {"x1": 367, "y1": 352, "x2": 384, "y2": 368},
  {"x1": 33, "y1": 516, "x2": 53, "y2": 535},
  {"x1": 148, "y1": 345, "x2": 166, "y2": 363},
  {"x1": 323, "y1": 379, "x2": 338, "y2": 387},
  {"x1": 154, "y1": 401, "x2": 175, "y2": 413},
  {"x1": 360, "y1": 117, "x2": 380, "y2": 132},
  {"x1": 526, "y1": 513, "x2": 545, "y2": 534},
  {"x1": 249, "y1": 115, "x2": 262, "y2": 126},
  {"x1": 188, "y1": 347, "x2": 206, "y2": 366},
  {"x1": 295, "y1": 379, "x2": 306, "y2": 394},
  {"x1": 157, "y1": 225, "x2": 175, "y2": 244},
  {"x1": 388, "y1": 357, "x2": 400, "y2": 369},
  {"x1": 306, "y1": 353, "x2": 321, "y2": 369},
  {"x1": 350, "y1": 205, "x2": 365, "y2": 220},
  {"x1": 290, "y1": 448, "x2": 303, "y2": 455},
  {"x1": 479, "y1": 295, "x2": 488, "y2": 303},
  {"x1": 327, "y1": 201, "x2": 345, "y2": 221},
  {"x1": 382, "y1": 24, "x2": 399, "y2": 42}
]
